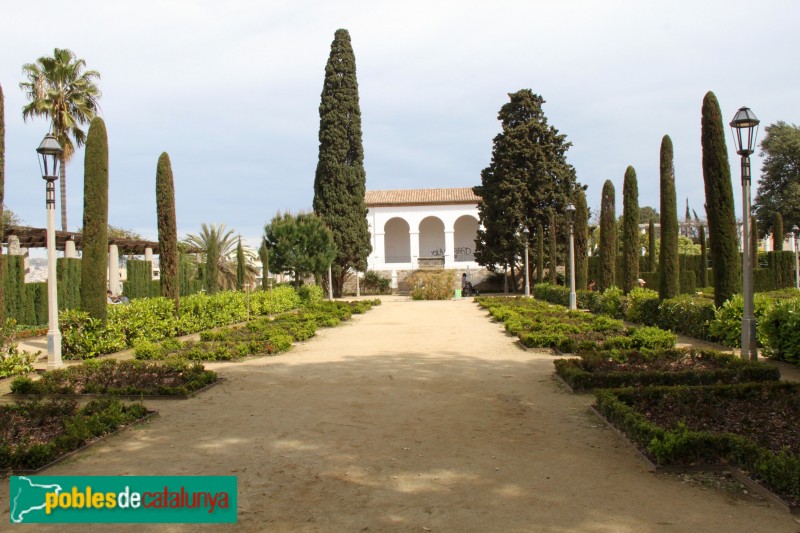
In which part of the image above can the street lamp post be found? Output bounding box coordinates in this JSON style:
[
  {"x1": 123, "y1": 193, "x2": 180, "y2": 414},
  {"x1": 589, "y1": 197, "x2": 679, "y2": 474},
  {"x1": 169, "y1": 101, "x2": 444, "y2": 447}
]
[
  {"x1": 523, "y1": 226, "x2": 530, "y2": 297},
  {"x1": 36, "y1": 133, "x2": 64, "y2": 370},
  {"x1": 730, "y1": 107, "x2": 760, "y2": 361},
  {"x1": 566, "y1": 203, "x2": 577, "y2": 310},
  {"x1": 793, "y1": 225, "x2": 799, "y2": 291}
]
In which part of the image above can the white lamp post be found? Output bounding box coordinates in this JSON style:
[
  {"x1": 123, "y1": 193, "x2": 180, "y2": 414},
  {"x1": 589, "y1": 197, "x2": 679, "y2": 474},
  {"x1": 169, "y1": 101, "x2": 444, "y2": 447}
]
[
  {"x1": 37, "y1": 133, "x2": 64, "y2": 370},
  {"x1": 793, "y1": 225, "x2": 799, "y2": 291},
  {"x1": 730, "y1": 107, "x2": 760, "y2": 361},
  {"x1": 522, "y1": 226, "x2": 530, "y2": 297},
  {"x1": 566, "y1": 203, "x2": 577, "y2": 310}
]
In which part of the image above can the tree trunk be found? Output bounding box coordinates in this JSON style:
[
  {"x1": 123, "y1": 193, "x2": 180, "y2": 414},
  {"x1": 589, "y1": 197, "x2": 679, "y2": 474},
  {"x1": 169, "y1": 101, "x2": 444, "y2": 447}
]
[{"x1": 59, "y1": 153, "x2": 67, "y2": 231}]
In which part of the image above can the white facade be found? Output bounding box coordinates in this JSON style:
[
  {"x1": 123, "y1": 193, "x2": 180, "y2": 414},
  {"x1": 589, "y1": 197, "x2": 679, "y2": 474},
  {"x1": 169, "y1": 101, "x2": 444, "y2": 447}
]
[{"x1": 366, "y1": 190, "x2": 481, "y2": 271}]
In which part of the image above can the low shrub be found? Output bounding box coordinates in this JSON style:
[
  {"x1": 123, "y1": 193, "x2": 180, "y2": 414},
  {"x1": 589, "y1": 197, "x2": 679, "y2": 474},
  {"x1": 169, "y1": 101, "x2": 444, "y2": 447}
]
[
  {"x1": 408, "y1": 270, "x2": 456, "y2": 300},
  {"x1": 709, "y1": 293, "x2": 773, "y2": 348},
  {"x1": 624, "y1": 288, "x2": 660, "y2": 326},
  {"x1": 657, "y1": 295, "x2": 716, "y2": 341},
  {"x1": 630, "y1": 326, "x2": 677, "y2": 350},
  {"x1": 588, "y1": 286, "x2": 625, "y2": 318},
  {"x1": 363, "y1": 271, "x2": 391, "y2": 295},
  {"x1": 298, "y1": 285, "x2": 324, "y2": 306},
  {"x1": 761, "y1": 297, "x2": 800, "y2": 364},
  {"x1": 532, "y1": 283, "x2": 570, "y2": 306},
  {"x1": 0, "y1": 320, "x2": 37, "y2": 378}
]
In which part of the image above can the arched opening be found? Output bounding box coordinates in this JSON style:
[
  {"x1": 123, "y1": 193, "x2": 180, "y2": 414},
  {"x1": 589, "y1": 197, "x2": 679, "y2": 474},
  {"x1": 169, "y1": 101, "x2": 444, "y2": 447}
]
[
  {"x1": 454, "y1": 215, "x2": 479, "y2": 262},
  {"x1": 419, "y1": 217, "x2": 445, "y2": 258},
  {"x1": 384, "y1": 218, "x2": 410, "y2": 263}
]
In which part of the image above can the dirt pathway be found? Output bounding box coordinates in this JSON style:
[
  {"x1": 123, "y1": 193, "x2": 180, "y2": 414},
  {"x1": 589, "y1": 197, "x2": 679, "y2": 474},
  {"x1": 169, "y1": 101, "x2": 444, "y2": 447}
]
[{"x1": 3, "y1": 297, "x2": 799, "y2": 532}]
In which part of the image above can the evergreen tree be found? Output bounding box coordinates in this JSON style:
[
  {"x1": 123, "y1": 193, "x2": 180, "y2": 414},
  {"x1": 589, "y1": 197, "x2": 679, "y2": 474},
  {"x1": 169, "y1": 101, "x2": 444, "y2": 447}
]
[
  {"x1": 156, "y1": 152, "x2": 179, "y2": 311},
  {"x1": 313, "y1": 29, "x2": 371, "y2": 297},
  {"x1": 648, "y1": 219, "x2": 657, "y2": 272},
  {"x1": 699, "y1": 226, "x2": 709, "y2": 287},
  {"x1": 773, "y1": 212, "x2": 784, "y2": 251},
  {"x1": 205, "y1": 237, "x2": 219, "y2": 294},
  {"x1": 80, "y1": 117, "x2": 108, "y2": 320},
  {"x1": 259, "y1": 238, "x2": 270, "y2": 290},
  {"x1": 599, "y1": 180, "x2": 617, "y2": 290},
  {"x1": 659, "y1": 135, "x2": 679, "y2": 300},
  {"x1": 548, "y1": 209, "x2": 557, "y2": 284},
  {"x1": 474, "y1": 89, "x2": 581, "y2": 276},
  {"x1": 536, "y1": 223, "x2": 544, "y2": 283},
  {"x1": 621, "y1": 166, "x2": 640, "y2": 293},
  {"x1": 753, "y1": 122, "x2": 800, "y2": 234},
  {"x1": 236, "y1": 238, "x2": 245, "y2": 291},
  {"x1": 574, "y1": 188, "x2": 589, "y2": 290},
  {"x1": 702, "y1": 91, "x2": 741, "y2": 307},
  {"x1": 265, "y1": 212, "x2": 337, "y2": 289},
  {"x1": 751, "y1": 216, "x2": 758, "y2": 266},
  {"x1": 0, "y1": 84, "x2": 5, "y2": 324}
]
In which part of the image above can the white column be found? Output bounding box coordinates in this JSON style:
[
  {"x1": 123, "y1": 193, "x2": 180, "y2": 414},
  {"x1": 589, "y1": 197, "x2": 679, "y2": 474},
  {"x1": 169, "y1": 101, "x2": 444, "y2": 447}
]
[
  {"x1": 144, "y1": 247, "x2": 154, "y2": 279},
  {"x1": 374, "y1": 232, "x2": 385, "y2": 267},
  {"x1": 65, "y1": 239, "x2": 76, "y2": 258},
  {"x1": 109, "y1": 244, "x2": 120, "y2": 296},
  {"x1": 444, "y1": 229, "x2": 455, "y2": 267},
  {"x1": 8, "y1": 235, "x2": 20, "y2": 256},
  {"x1": 45, "y1": 181, "x2": 62, "y2": 370},
  {"x1": 410, "y1": 231, "x2": 420, "y2": 269},
  {"x1": 355, "y1": 271, "x2": 360, "y2": 297}
]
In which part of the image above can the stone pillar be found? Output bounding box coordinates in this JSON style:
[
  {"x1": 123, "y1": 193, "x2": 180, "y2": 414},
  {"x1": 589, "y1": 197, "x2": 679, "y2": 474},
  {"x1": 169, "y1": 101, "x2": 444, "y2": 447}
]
[
  {"x1": 444, "y1": 229, "x2": 455, "y2": 267},
  {"x1": 374, "y1": 232, "x2": 385, "y2": 267},
  {"x1": 108, "y1": 244, "x2": 120, "y2": 296},
  {"x1": 8, "y1": 235, "x2": 20, "y2": 256},
  {"x1": 65, "y1": 239, "x2": 76, "y2": 258},
  {"x1": 410, "y1": 231, "x2": 420, "y2": 269},
  {"x1": 144, "y1": 247, "x2": 154, "y2": 279}
]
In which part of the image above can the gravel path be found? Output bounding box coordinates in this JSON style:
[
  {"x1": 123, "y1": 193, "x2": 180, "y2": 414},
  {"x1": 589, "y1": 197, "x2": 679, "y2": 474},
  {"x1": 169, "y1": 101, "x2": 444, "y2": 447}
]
[{"x1": 2, "y1": 296, "x2": 799, "y2": 532}]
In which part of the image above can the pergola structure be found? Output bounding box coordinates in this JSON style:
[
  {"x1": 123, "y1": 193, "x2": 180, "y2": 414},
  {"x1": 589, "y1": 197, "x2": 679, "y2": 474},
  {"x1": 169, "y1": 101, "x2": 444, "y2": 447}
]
[{"x1": 4, "y1": 226, "x2": 162, "y2": 254}]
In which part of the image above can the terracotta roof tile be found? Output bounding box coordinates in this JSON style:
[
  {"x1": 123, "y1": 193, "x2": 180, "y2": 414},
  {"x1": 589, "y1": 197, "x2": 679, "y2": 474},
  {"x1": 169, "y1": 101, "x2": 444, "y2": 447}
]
[{"x1": 365, "y1": 188, "x2": 481, "y2": 207}]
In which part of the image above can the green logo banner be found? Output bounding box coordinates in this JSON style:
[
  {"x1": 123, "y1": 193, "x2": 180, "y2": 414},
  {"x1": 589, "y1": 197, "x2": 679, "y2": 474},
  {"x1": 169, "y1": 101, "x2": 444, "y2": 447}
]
[{"x1": 9, "y1": 476, "x2": 237, "y2": 524}]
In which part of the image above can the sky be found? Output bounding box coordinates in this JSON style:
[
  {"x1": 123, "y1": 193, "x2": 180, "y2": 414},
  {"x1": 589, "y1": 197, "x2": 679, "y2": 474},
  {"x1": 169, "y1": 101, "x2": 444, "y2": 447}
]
[{"x1": 2, "y1": 0, "x2": 798, "y2": 254}]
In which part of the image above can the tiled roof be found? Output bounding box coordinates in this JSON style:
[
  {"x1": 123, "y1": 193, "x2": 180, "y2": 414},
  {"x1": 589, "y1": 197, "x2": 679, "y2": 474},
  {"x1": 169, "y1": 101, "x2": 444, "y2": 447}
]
[{"x1": 365, "y1": 188, "x2": 481, "y2": 207}]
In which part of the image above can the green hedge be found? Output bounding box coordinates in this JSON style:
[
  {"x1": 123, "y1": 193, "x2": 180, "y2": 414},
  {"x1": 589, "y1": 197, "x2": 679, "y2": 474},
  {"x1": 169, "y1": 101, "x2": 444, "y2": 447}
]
[
  {"x1": 555, "y1": 348, "x2": 779, "y2": 390},
  {"x1": 759, "y1": 297, "x2": 800, "y2": 364},
  {"x1": 595, "y1": 383, "x2": 800, "y2": 503},
  {"x1": 57, "y1": 257, "x2": 82, "y2": 310},
  {"x1": 123, "y1": 260, "x2": 158, "y2": 299}
]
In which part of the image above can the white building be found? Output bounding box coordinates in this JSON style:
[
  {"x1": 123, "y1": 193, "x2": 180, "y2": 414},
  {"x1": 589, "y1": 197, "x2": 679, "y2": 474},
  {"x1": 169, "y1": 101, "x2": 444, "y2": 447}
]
[{"x1": 366, "y1": 188, "x2": 481, "y2": 272}]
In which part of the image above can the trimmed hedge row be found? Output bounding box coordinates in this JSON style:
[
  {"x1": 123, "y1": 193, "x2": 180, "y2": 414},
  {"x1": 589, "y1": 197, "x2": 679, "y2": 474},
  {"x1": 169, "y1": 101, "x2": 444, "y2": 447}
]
[
  {"x1": 555, "y1": 348, "x2": 779, "y2": 390},
  {"x1": 595, "y1": 382, "x2": 800, "y2": 504}
]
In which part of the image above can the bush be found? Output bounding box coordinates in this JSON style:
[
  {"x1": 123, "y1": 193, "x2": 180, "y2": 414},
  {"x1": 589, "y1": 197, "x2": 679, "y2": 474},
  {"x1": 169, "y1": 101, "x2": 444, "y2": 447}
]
[
  {"x1": 624, "y1": 288, "x2": 660, "y2": 325},
  {"x1": 657, "y1": 295, "x2": 717, "y2": 341},
  {"x1": 761, "y1": 298, "x2": 800, "y2": 364},
  {"x1": 588, "y1": 286, "x2": 625, "y2": 318},
  {"x1": 630, "y1": 326, "x2": 677, "y2": 350},
  {"x1": 709, "y1": 293, "x2": 773, "y2": 348},
  {"x1": 363, "y1": 271, "x2": 391, "y2": 294},
  {"x1": 532, "y1": 283, "x2": 570, "y2": 306},
  {"x1": 298, "y1": 285, "x2": 324, "y2": 306},
  {"x1": 408, "y1": 270, "x2": 456, "y2": 300}
]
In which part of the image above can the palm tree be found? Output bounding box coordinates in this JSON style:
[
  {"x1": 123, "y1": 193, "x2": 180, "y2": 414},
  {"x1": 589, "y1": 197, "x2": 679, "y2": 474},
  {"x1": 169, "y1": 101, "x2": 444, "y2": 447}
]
[
  {"x1": 20, "y1": 48, "x2": 101, "y2": 231},
  {"x1": 184, "y1": 223, "x2": 258, "y2": 290}
]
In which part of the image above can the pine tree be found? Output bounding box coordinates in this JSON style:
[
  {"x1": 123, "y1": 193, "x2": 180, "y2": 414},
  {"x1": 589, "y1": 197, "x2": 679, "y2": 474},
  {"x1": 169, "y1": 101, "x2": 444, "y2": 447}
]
[
  {"x1": 0, "y1": 84, "x2": 5, "y2": 324},
  {"x1": 659, "y1": 135, "x2": 679, "y2": 300},
  {"x1": 702, "y1": 91, "x2": 741, "y2": 307},
  {"x1": 259, "y1": 238, "x2": 269, "y2": 290},
  {"x1": 313, "y1": 29, "x2": 371, "y2": 297},
  {"x1": 621, "y1": 166, "x2": 640, "y2": 293},
  {"x1": 156, "y1": 152, "x2": 179, "y2": 311},
  {"x1": 574, "y1": 188, "x2": 589, "y2": 290},
  {"x1": 773, "y1": 212, "x2": 784, "y2": 251},
  {"x1": 599, "y1": 180, "x2": 617, "y2": 291},
  {"x1": 699, "y1": 226, "x2": 709, "y2": 287},
  {"x1": 648, "y1": 219, "x2": 657, "y2": 272},
  {"x1": 548, "y1": 209, "x2": 557, "y2": 284},
  {"x1": 80, "y1": 117, "x2": 108, "y2": 320},
  {"x1": 474, "y1": 89, "x2": 581, "y2": 277},
  {"x1": 536, "y1": 223, "x2": 544, "y2": 283},
  {"x1": 236, "y1": 238, "x2": 245, "y2": 291}
]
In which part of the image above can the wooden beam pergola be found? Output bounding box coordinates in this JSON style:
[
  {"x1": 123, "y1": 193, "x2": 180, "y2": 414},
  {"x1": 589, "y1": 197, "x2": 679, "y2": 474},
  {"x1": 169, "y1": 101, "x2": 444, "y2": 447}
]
[{"x1": 3, "y1": 226, "x2": 169, "y2": 255}]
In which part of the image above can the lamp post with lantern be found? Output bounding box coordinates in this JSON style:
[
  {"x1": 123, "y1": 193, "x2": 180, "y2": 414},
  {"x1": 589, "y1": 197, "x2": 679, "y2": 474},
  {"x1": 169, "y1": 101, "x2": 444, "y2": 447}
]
[
  {"x1": 37, "y1": 133, "x2": 64, "y2": 370},
  {"x1": 566, "y1": 203, "x2": 577, "y2": 310},
  {"x1": 729, "y1": 107, "x2": 760, "y2": 361}
]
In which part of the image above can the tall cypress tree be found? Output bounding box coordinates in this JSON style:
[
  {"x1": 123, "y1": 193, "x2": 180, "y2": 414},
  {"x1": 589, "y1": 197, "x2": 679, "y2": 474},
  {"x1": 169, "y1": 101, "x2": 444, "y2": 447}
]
[
  {"x1": 259, "y1": 237, "x2": 269, "y2": 290},
  {"x1": 205, "y1": 237, "x2": 219, "y2": 294},
  {"x1": 702, "y1": 91, "x2": 740, "y2": 307},
  {"x1": 699, "y1": 226, "x2": 709, "y2": 287},
  {"x1": 236, "y1": 237, "x2": 245, "y2": 291},
  {"x1": 548, "y1": 208, "x2": 557, "y2": 284},
  {"x1": 0, "y1": 84, "x2": 5, "y2": 325},
  {"x1": 648, "y1": 219, "x2": 657, "y2": 272},
  {"x1": 313, "y1": 29, "x2": 371, "y2": 297},
  {"x1": 574, "y1": 188, "x2": 589, "y2": 290},
  {"x1": 156, "y1": 152, "x2": 179, "y2": 311},
  {"x1": 599, "y1": 180, "x2": 616, "y2": 291},
  {"x1": 659, "y1": 135, "x2": 679, "y2": 300},
  {"x1": 621, "y1": 166, "x2": 640, "y2": 293},
  {"x1": 751, "y1": 216, "x2": 758, "y2": 267},
  {"x1": 80, "y1": 117, "x2": 108, "y2": 320},
  {"x1": 773, "y1": 212, "x2": 784, "y2": 251},
  {"x1": 536, "y1": 223, "x2": 544, "y2": 283}
]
